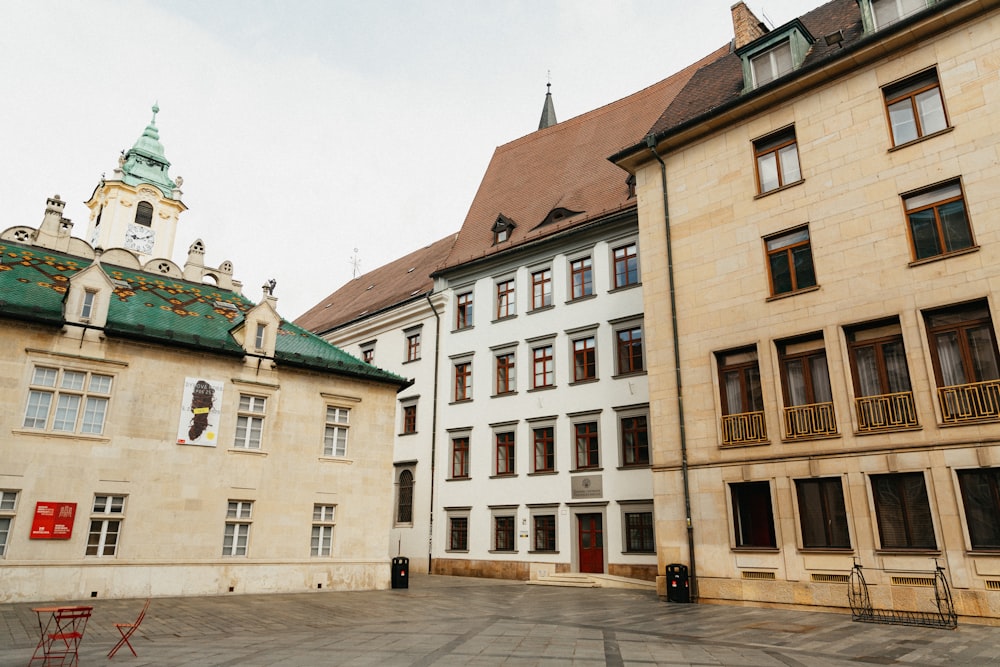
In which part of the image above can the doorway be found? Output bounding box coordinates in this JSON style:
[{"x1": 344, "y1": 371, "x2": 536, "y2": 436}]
[{"x1": 577, "y1": 513, "x2": 604, "y2": 574}]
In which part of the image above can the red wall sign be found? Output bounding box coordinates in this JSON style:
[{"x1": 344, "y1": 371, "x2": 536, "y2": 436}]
[{"x1": 30, "y1": 502, "x2": 77, "y2": 539}]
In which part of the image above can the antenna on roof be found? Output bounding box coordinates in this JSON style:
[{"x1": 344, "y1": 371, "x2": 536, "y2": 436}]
[
  {"x1": 761, "y1": 9, "x2": 775, "y2": 30},
  {"x1": 350, "y1": 248, "x2": 361, "y2": 279}
]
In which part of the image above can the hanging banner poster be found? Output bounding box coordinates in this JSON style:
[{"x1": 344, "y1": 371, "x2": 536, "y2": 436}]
[
  {"x1": 30, "y1": 502, "x2": 77, "y2": 539},
  {"x1": 176, "y1": 377, "x2": 224, "y2": 446}
]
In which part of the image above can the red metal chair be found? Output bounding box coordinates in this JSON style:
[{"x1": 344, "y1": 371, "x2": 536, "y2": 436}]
[
  {"x1": 29, "y1": 605, "x2": 93, "y2": 666},
  {"x1": 107, "y1": 598, "x2": 150, "y2": 658}
]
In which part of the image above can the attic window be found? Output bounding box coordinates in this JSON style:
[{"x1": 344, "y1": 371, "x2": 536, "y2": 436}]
[
  {"x1": 111, "y1": 279, "x2": 131, "y2": 289},
  {"x1": 751, "y1": 41, "x2": 793, "y2": 87},
  {"x1": 214, "y1": 301, "x2": 239, "y2": 312},
  {"x1": 491, "y1": 214, "x2": 516, "y2": 245},
  {"x1": 540, "y1": 207, "x2": 583, "y2": 227},
  {"x1": 626, "y1": 174, "x2": 636, "y2": 199},
  {"x1": 871, "y1": 0, "x2": 933, "y2": 31},
  {"x1": 134, "y1": 201, "x2": 154, "y2": 227},
  {"x1": 737, "y1": 20, "x2": 813, "y2": 92}
]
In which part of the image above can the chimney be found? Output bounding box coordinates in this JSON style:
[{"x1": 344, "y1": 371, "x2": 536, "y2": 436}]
[{"x1": 732, "y1": 2, "x2": 768, "y2": 49}]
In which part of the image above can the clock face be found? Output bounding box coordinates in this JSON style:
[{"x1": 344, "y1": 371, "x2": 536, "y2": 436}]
[{"x1": 124, "y1": 223, "x2": 156, "y2": 254}]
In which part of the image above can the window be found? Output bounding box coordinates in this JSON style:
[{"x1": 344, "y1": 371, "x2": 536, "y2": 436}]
[
  {"x1": 620, "y1": 414, "x2": 649, "y2": 467},
  {"x1": 495, "y1": 352, "x2": 515, "y2": 395},
  {"x1": 449, "y1": 516, "x2": 468, "y2": 551},
  {"x1": 533, "y1": 426, "x2": 555, "y2": 473},
  {"x1": 731, "y1": 481, "x2": 777, "y2": 548},
  {"x1": 612, "y1": 243, "x2": 639, "y2": 288},
  {"x1": 234, "y1": 395, "x2": 266, "y2": 449},
  {"x1": 795, "y1": 478, "x2": 851, "y2": 548},
  {"x1": 872, "y1": 0, "x2": 931, "y2": 29},
  {"x1": 754, "y1": 127, "x2": 801, "y2": 194},
  {"x1": 496, "y1": 279, "x2": 515, "y2": 319},
  {"x1": 456, "y1": 291, "x2": 473, "y2": 329},
  {"x1": 134, "y1": 201, "x2": 153, "y2": 227},
  {"x1": 254, "y1": 323, "x2": 266, "y2": 349},
  {"x1": 492, "y1": 214, "x2": 516, "y2": 245},
  {"x1": 86, "y1": 494, "x2": 125, "y2": 557},
  {"x1": 718, "y1": 347, "x2": 767, "y2": 445},
  {"x1": 22, "y1": 366, "x2": 113, "y2": 435},
  {"x1": 925, "y1": 301, "x2": 1000, "y2": 423},
  {"x1": 871, "y1": 472, "x2": 936, "y2": 549},
  {"x1": 616, "y1": 326, "x2": 644, "y2": 375},
  {"x1": 81, "y1": 290, "x2": 96, "y2": 320},
  {"x1": 904, "y1": 181, "x2": 973, "y2": 261},
  {"x1": 751, "y1": 40, "x2": 793, "y2": 87},
  {"x1": 533, "y1": 515, "x2": 556, "y2": 551},
  {"x1": 957, "y1": 468, "x2": 1000, "y2": 550},
  {"x1": 311, "y1": 504, "x2": 336, "y2": 557},
  {"x1": 494, "y1": 515, "x2": 516, "y2": 551},
  {"x1": 572, "y1": 336, "x2": 596, "y2": 382},
  {"x1": 223, "y1": 500, "x2": 253, "y2": 556},
  {"x1": 574, "y1": 421, "x2": 599, "y2": 469},
  {"x1": 406, "y1": 332, "x2": 421, "y2": 361},
  {"x1": 624, "y1": 511, "x2": 654, "y2": 553},
  {"x1": 396, "y1": 470, "x2": 414, "y2": 524},
  {"x1": 570, "y1": 257, "x2": 593, "y2": 299},
  {"x1": 402, "y1": 404, "x2": 417, "y2": 434},
  {"x1": 361, "y1": 346, "x2": 374, "y2": 363},
  {"x1": 779, "y1": 337, "x2": 837, "y2": 438},
  {"x1": 765, "y1": 227, "x2": 816, "y2": 296},
  {"x1": 884, "y1": 69, "x2": 947, "y2": 146},
  {"x1": 532, "y1": 345, "x2": 554, "y2": 388},
  {"x1": 451, "y1": 436, "x2": 470, "y2": 479},
  {"x1": 324, "y1": 407, "x2": 350, "y2": 457},
  {"x1": 0, "y1": 491, "x2": 16, "y2": 557},
  {"x1": 454, "y1": 361, "x2": 472, "y2": 401},
  {"x1": 847, "y1": 321, "x2": 917, "y2": 430},
  {"x1": 531, "y1": 269, "x2": 552, "y2": 310},
  {"x1": 495, "y1": 431, "x2": 515, "y2": 476}
]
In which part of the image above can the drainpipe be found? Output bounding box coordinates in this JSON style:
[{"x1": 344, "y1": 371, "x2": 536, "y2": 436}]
[
  {"x1": 645, "y1": 133, "x2": 698, "y2": 601},
  {"x1": 425, "y1": 291, "x2": 442, "y2": 575}
]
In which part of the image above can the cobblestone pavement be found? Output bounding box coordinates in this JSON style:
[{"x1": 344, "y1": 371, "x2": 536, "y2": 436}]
[{"x1": 3, "y1": 574, "x2": 1000, "y2": 666}]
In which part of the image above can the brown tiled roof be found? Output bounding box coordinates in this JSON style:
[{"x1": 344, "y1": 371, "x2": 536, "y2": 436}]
[
  {"x1": 435, "y1": 44, "x2": 732, "y2": 274},
  {"x1": 295, "y1": 233, "x2": 458, "y2": 335},
  {"x1": 644, "y1": 0, "x2": 863, "y2": 141}
]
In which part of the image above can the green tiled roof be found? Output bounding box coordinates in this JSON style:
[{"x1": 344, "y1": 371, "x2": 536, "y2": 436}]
[{"x1": 0, "y1": 241, "x2": 407, "y2": 388}]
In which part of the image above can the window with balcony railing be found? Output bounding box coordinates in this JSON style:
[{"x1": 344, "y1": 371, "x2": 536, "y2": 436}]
[
  {"x1": 778, "y1": 336, "x2": 837, "y2": 439},
  {"x1": 717, "y1": 347, "x2": 767, "y2": 445},
  {"x1": 925, "y1": 301, "x2": 1000, "y2": 424},
  {"x1": 847, "y1": 321, "x2": 918, "y2": 432}
]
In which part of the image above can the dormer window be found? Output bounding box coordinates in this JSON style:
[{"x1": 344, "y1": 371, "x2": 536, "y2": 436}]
[
  {"x1": 135, "y1": 201, "x2": 153, "y2": 227},
  {"x1": 539, "y1": 207, "x2": 583, "y2": 228},
  {"x1": 872, "y1": 0, "x2": 931, "y2": 30},
  {"x1": 81, "y1": 290, "x2": 96, "y2": 320},
  {"x1": 751, "y1": 41, "x2": 793, "y2": 87},
  {"x1": 254, "y1": 323, "x2": 266, "y2": 350},
  {"x1": 491, "y1": 214, "x2": 516, "y2": 245}
]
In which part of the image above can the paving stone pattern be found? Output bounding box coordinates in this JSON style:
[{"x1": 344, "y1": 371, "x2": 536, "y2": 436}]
[{"x1": 3, "y1": 575, "x2": 1000, "y2": 666}]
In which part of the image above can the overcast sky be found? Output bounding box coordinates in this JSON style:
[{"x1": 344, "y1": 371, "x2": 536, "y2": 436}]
[{"x1": 1, "y1": 0, "x2": 816, "y2": 320}]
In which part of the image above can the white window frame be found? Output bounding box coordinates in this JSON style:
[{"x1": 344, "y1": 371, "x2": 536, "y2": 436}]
[
  {"x1": 324, "y1": 406, "x2": 350, "y2": 457},
  {"x1": 234, "y1": 394, "x2": 266, "y2": 450},
  {"x1": 86, "y1": 494, "x2": 125, "y2": 557},
  {"x1": 311, "y1": 504, "x2": 336, "y2": 557},
  {"x1": 223, "y1": 500, "x2": 253, "y2": 556},
  {"x1": 22, "y1": 365, "x2": 113, "y2": 435},
  {"x1": 750, "y1": 40, "x2": 793, "y2": 87},
  {"x1": 0, "y1": 491, "x2": 19, "y2": 558},
  {"x1": 80, "y1": 290, "x2": 97, "y2": 320}
]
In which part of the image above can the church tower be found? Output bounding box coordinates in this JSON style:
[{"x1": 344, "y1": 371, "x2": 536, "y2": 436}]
[{"x1": 84, "y1": 105, "x2": 187, "y2": 260}]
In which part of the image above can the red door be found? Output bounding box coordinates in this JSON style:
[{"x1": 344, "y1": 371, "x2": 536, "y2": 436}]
[{"x1": 578, "y1": 514, "x2": 604, "y2": 574}]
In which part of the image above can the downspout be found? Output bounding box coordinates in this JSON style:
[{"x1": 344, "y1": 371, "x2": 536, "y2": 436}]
[
  {"x1": 645, "y1": 133, "x2": 698, "y2": 601},
  {"x1": 425, "y1": 291, "x2": 442, "y2": 575}
]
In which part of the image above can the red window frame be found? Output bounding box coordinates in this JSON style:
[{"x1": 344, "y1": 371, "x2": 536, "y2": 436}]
[
  {"x1": 620, "y1": 415, "x2": 649, "y2": 466},
  {"x1": 531, "y1": 269, "x2": 552, "y2": 310},
  {"x1": 533, "y1": 426, "x2": 554, "y2": 472},
  {"x1": 451, "y1": 437, "x2": 469, "y2": 479},
  {"x1": 495, "y1": 353, "x2": 515, "y2": 394},
  {"x1": 613, "y1": 244, "x2": 638, "y2": 288},
  {"x1": 495, "y1": 432, "x2": 515, "y2": 476},
  {"x1": 575, "y1": 422, "x2": 599, "y2": 469},
  {"x1": 456, "y1": 292, "x2": 473, "y2": 329},
  {"x1": 402, "y1": 405, "x2": 417, "y2": 434},
  {"x1": 573, "y1": 337, "x2": 596, "y2": 382},
  {"x1": 454, "y1": 362, "x2": 471, "y2": 401},
  {"x1": 406, "y1": 333, "x2": 420, "y2": 361},
  {"x1": 533, "y1": 345, "x2": 554, "y2": 388},
  {"x1": 496, "y1": 279, "x2": 515, "y2": 319},
  {"x1": 571, "y1": 257, "x2": 593, "y2": 299},
  {"x1": 616, "y1": 327, "x2": 644, "y2": 374}
]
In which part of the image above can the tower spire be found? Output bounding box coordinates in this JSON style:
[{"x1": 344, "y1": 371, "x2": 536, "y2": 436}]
[{"x1": 538, "y1": 74, "x2": 557, "y2": 130}]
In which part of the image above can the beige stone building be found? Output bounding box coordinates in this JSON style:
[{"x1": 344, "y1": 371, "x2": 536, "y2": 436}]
[
  {"x1": 0, "y1": 110, "x2": 407, "y2": 603},
  {"x1": 615, "y1": 0, "x2": 1000, "y2": 621}
]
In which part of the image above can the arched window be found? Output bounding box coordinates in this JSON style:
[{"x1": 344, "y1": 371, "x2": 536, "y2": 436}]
[
  {"x1": 396, "y1": 470, "x2": 414, "y2": 524},
  {"x1": 135, "y1": 201, "x2": 153, "y2": 227}
]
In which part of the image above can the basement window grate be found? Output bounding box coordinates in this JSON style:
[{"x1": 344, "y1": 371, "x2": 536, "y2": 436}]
[
  {"x1": 890, "y1": 576, "x2": 935, "y2": 587},
  {"x1": 812, "y1": 573, "x2": 850, "y2": 584},
  {"x1": 985, "y1": 580, "x2": 1000, "y2": 591},
  {"x1": 742, "y1": 571, "x2": 775, "y2": 580}
]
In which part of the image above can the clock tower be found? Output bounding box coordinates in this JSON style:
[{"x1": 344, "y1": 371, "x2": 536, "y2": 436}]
[{"x1": 84, "y1": 105, "x2": 187, "y2": 260}]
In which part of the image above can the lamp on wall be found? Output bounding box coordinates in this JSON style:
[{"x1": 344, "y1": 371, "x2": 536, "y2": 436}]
[{"x1": 824, "y1": 30, "x2": 845, "y2": 47}]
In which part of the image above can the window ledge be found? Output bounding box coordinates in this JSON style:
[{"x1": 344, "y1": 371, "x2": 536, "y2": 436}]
[
  {"x1": 854, "y1": 425, "x2": 922, "y2": 436},
  {"x1": 490, "y1": 474, "x2": 518, "y2": 480},
  {"x1": 570, "y1": 378, "x2": 599, "y2": 386},
  {"x1": 446, "y1": 477, "x2": 471, "y2": 482},
  {"x1": 888, "y1": 125, "x2": 954, "y2": 153},
  {"x1": 780, "y1": 432, "x2": 840, "y2": 443},
  {"x1": 797, "y1": 547, "x2": 855, "y2": 554},
  {"x1": 567, "y1": 294, "x2": 597, "y2": 305},
  {"x1": 939, "y1": 416, "x2": 1000, "y2": 428},
  {"x1": 528, "y1": 550, "x2": 559, "y2": 555},
  {"x1": 451, "y1": 326, "x2": 475, "y2": 334},
  {"x1": 318, "y1": 456, "x2": 353, "y2": 464},
  {"x1": 754, "y1": 178, "x2": 804, "y2": 200},
  {"x1": 492, "y1": 315, "x2": 518, "y2": 324},
  {"x1": 731, "y1": 547, "x2": 780, "y2": 553},
  {"x1": 624, "y1": 550, "x2": 656, "y2": 556},
  {"x1": 570, "y1": 467, "x2": 603, "y2": 474},
  {"x1": 720, "y1": 440, "x2": 771, "y2": 448},
  {"x1": 967, "y1": 550, "x2": 1000, "y2": 557},
  {"x1": 608, "y1": 282, "x2": 641, "y2": 295},
  {"x1": 908, "y1": 244, "x2": 980, "y2": 267},
  {"x1": 617, "y1": 464, "x2": 651, "y2": 471},
  {"x1": 449, "y1": 399, "x2": 474, "y2": 405},
  {"x1": 766, "y1": 283, "x2": 820, "y2": 302},
  {"x1": 12, "y1": 429, "x2": 111, "y2": 443},
  {"x1": 875, "y1": 549, "x2": 942, "y2": 557},
  {"x1": 230, "y1": 448, "x2": 268, "y2": 457},
  {"x1": 491, "y1": 391, "x2": 518, "y2": 398},
  {"x1": 612, "y1": 371, "x2": 647, "y2": 380},
  {"x1": 529, "y1": 470, "x2": 558, "y2": 477},
  {"x1": 528, "y1": 385, "x2": 556, "y2": 393},
  {"x1": 489, "y1": 549, "x2": 518, "y2": 554},
  {"x1": 398, "y1": 431, "x2": 418, "y2": 437},
  {"x1": 528, "y1": 304, "x2": 555, "y2": 314},
  {"x1": 402, "y1": 357, "x2": 421, "y2": 365},
  {"x1": 445, "y1": 550, "x2": 470, "y2": 554}
]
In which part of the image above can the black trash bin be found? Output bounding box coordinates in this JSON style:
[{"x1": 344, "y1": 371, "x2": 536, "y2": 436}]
[
  {"x1": 391, "y1": 557, "x2": 409, "y2": 589},
  {"x1": 665, "y1": 563, "x2": 689, "y2": 603}
]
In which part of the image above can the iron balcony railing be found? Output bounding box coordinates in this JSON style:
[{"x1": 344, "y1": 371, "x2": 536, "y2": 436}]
[
  {"x1": 783, "y1": 402, "x2": 838, "y2": 440},
  {"x1": 855, "y1": 391, "x2": 918, "y2": 432},
  {"x1": 938, "y1": 379, "x2": 1000, "y2": 424},
  {"x1": 720, "y1": 411, "x2": 767, "y2": 446}
]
